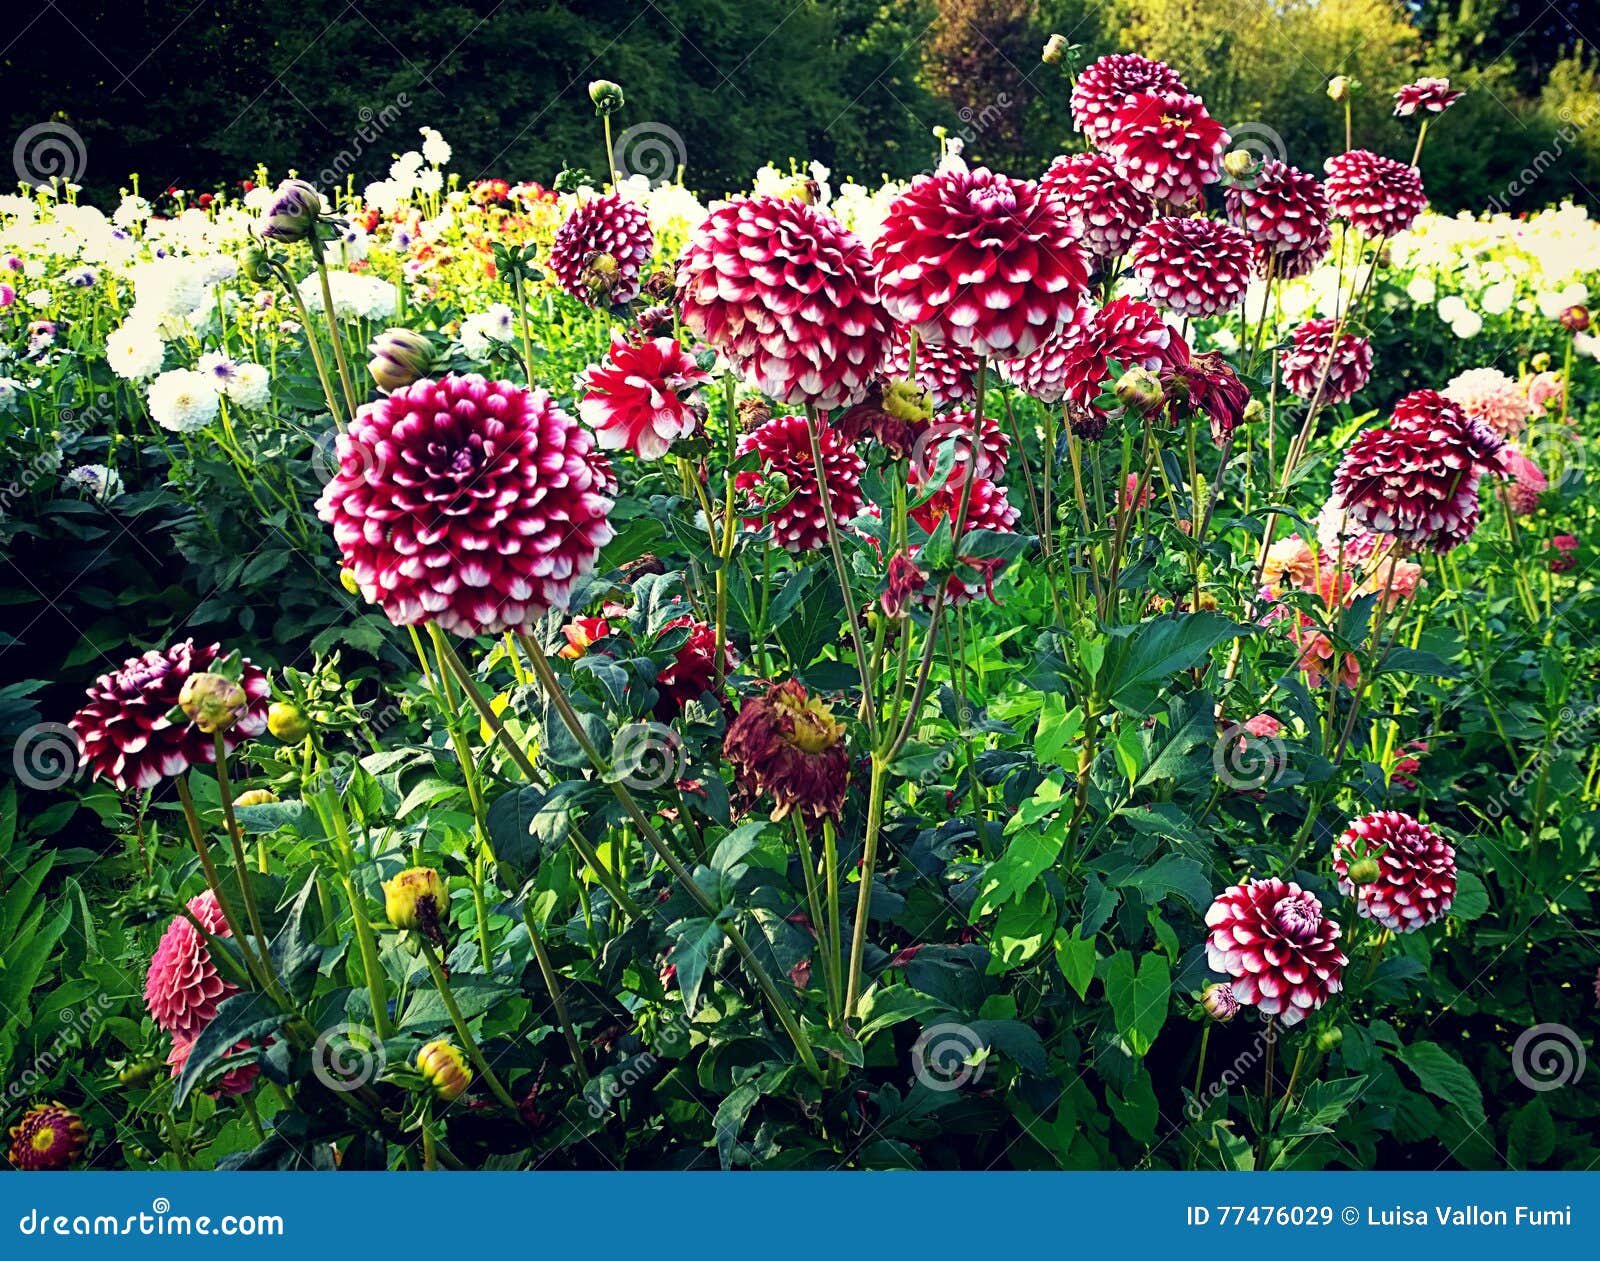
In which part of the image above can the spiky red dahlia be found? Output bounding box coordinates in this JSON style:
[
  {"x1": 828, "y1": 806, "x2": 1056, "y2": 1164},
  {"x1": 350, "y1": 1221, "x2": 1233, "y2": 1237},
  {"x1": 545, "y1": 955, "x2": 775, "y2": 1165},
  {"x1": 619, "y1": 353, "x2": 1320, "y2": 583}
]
[
  {"x1": 909, "y1": 470, "x2": 1021, "y2": 605},
  {"x1": 723, "y1": 680, "x2": 849, "y2": 820},
  {"x1": 1331, "y1": 390, "x2": 1505, "y2": 553},
  {"x1": 1497, "y1": 446, "x2": 1548, "y2": 515},
  {"x1": 1205, "y1": 878, "x2": 1346, "y2": 1026},
  {"x1": 316, "y1": 374, "x2": 614, "y2": 636},
  {"x1": 883, "y1": 325, "x2": 978, "y2": 409},
  {"x1": 654, "y1": 615, "x2": 736, "y2": 718},
  {"x1": 577, "y1": 335, "x2": 710, "y2": 460},
  {"x1": 676, "y1": 194, "x2": 888, "y2": 409},
  {"x1": 873, "y1": 167, "x2": 1090, "y2": 359},
  {"x1": 70, "y1": 641, "x2": 269, "y2": 792},
  {"x1": 909, "y1": 408, "x2": 1010, "y2": 484},
  {"x1": 1225, "y1": 160, "x2": 1329, "y2": 256},
  {"x1": 1130, "y1": 217, "x2": 1253, "y2": 318},
  {"x1": 1039, "y1": 152, "x2": 1155, "y2": 258},
  {"x1": 1323, "y1": 150, "x2": 1427, "y2": 239},
  {"x1": 1443, "y1": 366, "x2": 1533, "y2": 440},
  {"x1": 1105, "y1": 91, "x2": 1229, "y2": 205},
  {"x1": 736, "y1": 413, "x2": 864, "y2": 553},
  {"x1": 1332, "y1": 810, "x2": 1456, "y2": 932},
  {"x1": 999, "y1": 297, "x2": 1184, "y2": 406},
  {"x1": 1393, "y1": 77, "x2": 1464, "y2": 118},
  {"x1": 1280, "y1": 318, "x2": 1373, "y2": 404},
  {"x1": 1070, "y1": 53, "x2": 1188, "y2": 148},
  {"x1": 549, "y1": 190, "x2": 653, "y2": 306},
  {"x1": 146, "y1": 890, "x2": 235, "y2": 1042},
  {"x1": 7, "y1": 1102, "x2": 86, "y2": 1171}
]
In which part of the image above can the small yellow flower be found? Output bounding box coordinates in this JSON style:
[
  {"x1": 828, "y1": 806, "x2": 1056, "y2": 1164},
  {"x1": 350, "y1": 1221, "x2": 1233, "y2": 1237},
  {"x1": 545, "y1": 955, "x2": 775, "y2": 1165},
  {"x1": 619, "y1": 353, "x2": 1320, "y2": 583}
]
[
  {"x1": 383, "y1": 867, "x2": 445, "y2": 933},
  {"x1": 232, "y1": 788, "x2": 279, "y2": 808}
]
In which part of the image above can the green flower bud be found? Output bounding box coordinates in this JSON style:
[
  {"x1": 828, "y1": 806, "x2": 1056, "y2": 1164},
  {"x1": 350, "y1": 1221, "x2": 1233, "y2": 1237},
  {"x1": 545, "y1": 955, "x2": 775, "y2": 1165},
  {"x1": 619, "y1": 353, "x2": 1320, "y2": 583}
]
[
  {"x1": 266, "y1": 701, "x2": 311, "y2": 743},
  {"x1": 588, "y1": 80, "x2": 625, "y2": 116},
  {"x1": 178, "y1": 672, "x2": 249, "y2": 734},
  {"x1": 367, "y1": 327, "x2": 433, "y2": 392}
]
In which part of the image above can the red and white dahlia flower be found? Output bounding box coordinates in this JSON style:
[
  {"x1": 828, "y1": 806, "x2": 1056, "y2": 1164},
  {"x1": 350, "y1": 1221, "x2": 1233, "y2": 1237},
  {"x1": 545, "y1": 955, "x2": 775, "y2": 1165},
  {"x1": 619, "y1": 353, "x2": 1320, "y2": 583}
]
[
  {"x1": 71, "y1": 641, "x2": 270, "y2": 792},
  {"x1": 549, "y1": 190, "x2": 654, "y2": 306},
  {"x1": 909, "y1": 408, "x2": 1011, "y2": 484},
  {"x1": 577, "y1": 335, "x2": 711, "y2": 460},
  {"x1": 1205, "y1": 878, "x2": 1346, "y2": 1026},
  {"x1": 1039, "y1": 152, "x2": 1155, "y2": 258},
  {"x1": 735, "y1": 412, "x2": 865, "y2": 553},
  {"x1": 882, "y1": 325, "x2": 979, "y2": 409},
  {"x1": 316, "y1": 374, "x2": 615, "y2": 636},
  {"x1": 1129, "y1": 216, "x2": 1253, "y2": 318},
  {"x1": 1332, "y1": 810, "x2": 1457, "y2": 932},
  {"x1": 1105, "y1": 91, "x2": 1229, "y2": 205},
  {"x1": 1069, "y1": 53, "x2": 1188, "y2": 149},
  {"x1": 1393, "y1": 77, "x2": 1464, "y2": 118},
  {"x1": 676, "y1": 194, "x2": 888, "y2": 409},
  {"x1": 1323, "y1": 150, "x2": 1427, "y2": 239},
  {"x1": 909, "y1": 469, "x2": 1021, "y2": 605},
  {"x1": 1280, "y1": 318, "x2": 1373, "y2": 404},
  {"x1": 1225, "y1": 159, "x2": 1329, "y2": 256},
  {"x1": 999, "y1": 297, "x2": 1186, "y2": 408},
  {"x1": 873, "y1": 167, "x2": 1090, "y2": 359}
]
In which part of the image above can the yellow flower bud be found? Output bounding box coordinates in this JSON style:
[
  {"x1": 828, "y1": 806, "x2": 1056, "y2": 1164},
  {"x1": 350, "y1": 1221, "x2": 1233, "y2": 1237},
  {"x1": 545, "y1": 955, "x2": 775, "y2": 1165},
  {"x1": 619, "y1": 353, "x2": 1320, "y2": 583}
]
[
  {"x1": 232, "y1": 788, "x2": 279, "y2": 808},
  {"x1": 267, "y1": 702, "x2": 310, "y2": 742},
  {"x1": 178, "y1": 672, "x2": 249, "y2": 734},
  {"x1": 383, "y1": 866, "x2": 445, "y2": 933},
  {"x1": 416, "y1": 1040, "x2": 472, "y2": 1101}
]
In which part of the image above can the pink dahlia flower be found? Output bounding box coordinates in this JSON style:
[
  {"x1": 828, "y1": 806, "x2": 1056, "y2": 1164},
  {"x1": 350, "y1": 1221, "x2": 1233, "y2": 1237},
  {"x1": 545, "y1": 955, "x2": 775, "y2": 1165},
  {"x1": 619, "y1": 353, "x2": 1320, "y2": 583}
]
[
  {"x1": 1225, "y1": 159, "x2": 1329, "y2": 256},
  {"x1": 146, "y1": 890, "x2": 235, "y2": 1042},
  {"x1": 549, "y1": 190, "x2": 653, "y2": 306},
  {"x1": 1130, "y1": 217, "x2": 1253, "y2": 318},
  {"x1": 736, "y1": 413, "x2": 864, "y2": 553},
  {"x1": 1039, "y1": 152, "x2": 1155, "y2": 258},
  {"x1": 577, "y1": 335, "x2": 711, "y2": 460},
  {"x1": 1323, "y1": 150, "x2": 1427, "y2": 239},
  {"x1": 1525, "y1": 370, "x2": 1564, "y2": 414},
  {"x1": 1332, "y1": 809, "x2": 1457, "y2": 932},
  {"x1": 1443, "y1": 366, "x2": 1533, "y2": 440},
  {"x1": 316, "y1": 374, "x2": 615, "y2": 637},
  {"x1": 873, "y1": 167, "x2": 1089, "y2": 359},
  {"x1": 1393, "y1": 77, "x2": 1464, "y2": 118},
  {"x1": 677, "y1": 194, "x2": 888, "y2": 409},
  {"x1": 71, "y1": 641, "x2": 269, "y2": 792},
  {"x1": 1496, "y1": 446, "x2": 1548, "y2": 515},
  {"x1": 1105, "y1": 92, "x2": 1229, "y2": 205},
  {"x1": 1070, "y1": 53, "x2": 1188, "y2": 148},
  {"x1": 1205, "y1": 878, "x2": 1345, "y2": 1027},
  {"x1": 1280, "y1": 318, "x2": 1373, "y2": 404},
  {"x1": 1550, "y1": 533, "x2": 1579, "y2": 571}
]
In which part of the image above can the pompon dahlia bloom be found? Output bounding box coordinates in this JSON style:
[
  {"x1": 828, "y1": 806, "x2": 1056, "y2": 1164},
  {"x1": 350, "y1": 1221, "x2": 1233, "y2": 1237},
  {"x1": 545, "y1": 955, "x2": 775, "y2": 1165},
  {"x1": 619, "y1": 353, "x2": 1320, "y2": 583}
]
[
  {"x1": 1069, "y1": 53, "x2": 1188, "y2": 148},
  {"x1": 1443, "y1": 366, "x2": 1534, "y2": 440},
  {"x1": 872, "y1": 167, "x2": 1089, "y2": 358},
  {"x1": 1280, "y1": 318, "x2": 1373, "y2": 404},
  {"x1": 146, "y1": 890, "x2": 235, "y2": 1043},
  {"x1": 1129, "y1": 217, "x2": 1253, "y2": 318},
  {"x1": 1497, "y1": 446, "x2": 1548, "y2": 515},
  {"x1": 882, "y1": 325, "x2": 979, "y2": 409},
  {"x1": 1331, "y1": 391, "x2": 1505, "y2": 553},
  {"x1": 577, "y1": 335, "x2": 711, "y2": 460},
  {"x1": 909, "y1": 408, "x2": 1010, "y2": 484},
  {"x1": 1105, "y1": 92, "x2": 1229, "y2": 205},
  {"x1": 1323, "y1": 150, "x2": 1427, "y2": 239},
  {"x1": 999, "y1": 297, "x2": 1185, "y2": 406},
  {"x1": 549, "y1": 190, "x2": 653, "y2": 306},
  {"x1": 1262, "y1": 218, "x2": 1333, "y2": 280},
  {"x1": 1039, "y1": 152, "x2": 1155, "y2": 258},
  {"x1": 1333, "y1": 810, "x2": 1457, "y2": 932},
  {"x1": 723, "y1": 680, "x2": 849, "y2": 820},
  {"x1": 71, "y1": 641, "x2": 270, "y2": 792},
  {"x1": 676, "y1": 194, "x2": 888, "y2": 409},
  {"x1": 909, "y1": 470, "x2": 1021, "y2": 604},
  {"x1": 654, "y1": 615, "x2": 737, "y2": 718},
  {"x1": 316, "y1": 375, "x2": 615, "y2": 636},
  {"x1": 1225, "y1": 160, "x2": 1329, "y2": 256},
  {"x1": 1393, "y1": 77, "x2": 1464, "y2": 118},
  {"x1": 7, "y1": 1102, "x2": 86, "y2": 1171},
  {"x1": 1205, "y1": 879, "x2": 1346, "y2": 1026},
  {"x1": 736, "y1": 413, "x2": 864, "y2": 553}
]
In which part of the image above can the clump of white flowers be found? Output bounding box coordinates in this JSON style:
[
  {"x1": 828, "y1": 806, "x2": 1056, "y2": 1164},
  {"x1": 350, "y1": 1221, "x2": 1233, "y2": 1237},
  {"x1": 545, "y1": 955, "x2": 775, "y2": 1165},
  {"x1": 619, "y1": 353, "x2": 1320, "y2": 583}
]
[{"x1": 146, "y1": 368, "x2": 220, "y2": 433}]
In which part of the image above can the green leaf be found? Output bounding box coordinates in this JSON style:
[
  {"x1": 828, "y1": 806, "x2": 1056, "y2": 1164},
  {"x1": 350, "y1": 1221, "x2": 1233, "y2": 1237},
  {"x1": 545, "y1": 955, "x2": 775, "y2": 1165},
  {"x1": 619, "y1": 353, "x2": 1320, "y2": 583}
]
[
  {"x1": 174, "y1": 992, "x2": 283, "y2": 1107},
  {"x1": 1102, "y1": 950, "x2": 1170, "y2": 1057},
  {"x1": 972, "y1": 819, "x2": 1066, "y2": 919},
  {"x1": 1108, "y1": 1066, "x2": 1159, "y2": 1143},
  {"x1": 989, "y1": 884, "x2": 1055, "y2": 973},
  {"x1": 1508, "y1": 1096, "x2": 1556, "y2": 1168},
  {"x1": 398, "y1": 976, "x2": 518, "y2": 1032},
  {"x1": 855, "y1": 985, "x2": 944, "y2": 1041},
  {"x1": 1032, "y1": 694, "x2": 1083, "y2": 766},
  {"x1": 1103, "y1": 614, "x2": 1244, "y2": 712},
  {"x1": 714, "y1": 1082, "x2": 762, "y2": 1170},
  {"x1": 1102, "y1": 854, "x2": 1213, "y2": 913},
  {"x1": 1449, "y1": 871, "x2": 1488, "y2": 921},
  {"x1": 1279, "y1": 1076, "x2": 1368, "y2": 1137},
  {"x1": 666, "y1": 915, "x2": 725, "y2": 1016},
  {"x1": 1053, "y1": 929, "x2": 1097, "y2": 1000},
  {"x1": 1396, "y1": 1040, "x2": 1486, "y2": 1131}
]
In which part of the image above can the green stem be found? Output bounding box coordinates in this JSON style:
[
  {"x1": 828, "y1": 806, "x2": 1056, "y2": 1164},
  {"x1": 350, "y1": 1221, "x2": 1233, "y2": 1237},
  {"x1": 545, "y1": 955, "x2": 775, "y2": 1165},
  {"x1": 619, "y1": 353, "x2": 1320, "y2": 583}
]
[
  {"x1": 521, "y1": 901, "x2": 589, "y2": 1083},
  {"x1": 418, "y1": 938, "x2": 522, "y2": 1115}
]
